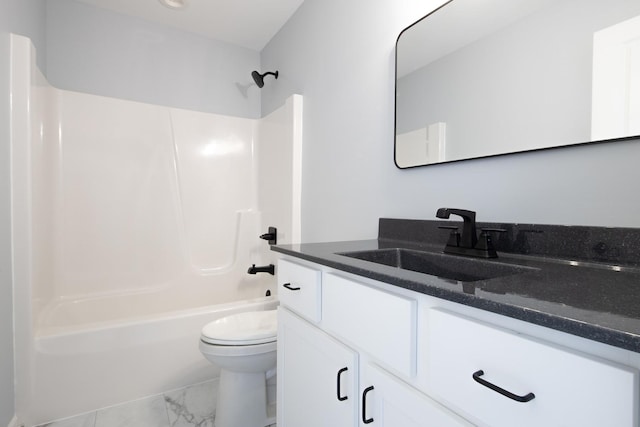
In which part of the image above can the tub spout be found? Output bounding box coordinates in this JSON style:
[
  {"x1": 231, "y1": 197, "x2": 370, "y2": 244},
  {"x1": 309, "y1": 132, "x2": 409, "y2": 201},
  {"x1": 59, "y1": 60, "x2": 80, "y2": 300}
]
[{"x1": 247, "y1": 264, "x2": 275, "y2": 275}]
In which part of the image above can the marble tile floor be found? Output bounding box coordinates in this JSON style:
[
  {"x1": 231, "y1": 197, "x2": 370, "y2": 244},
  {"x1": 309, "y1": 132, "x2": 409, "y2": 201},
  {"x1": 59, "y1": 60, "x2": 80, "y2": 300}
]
[{"x1": 36, "y1": 379, "x2": 277, "y2": 427}]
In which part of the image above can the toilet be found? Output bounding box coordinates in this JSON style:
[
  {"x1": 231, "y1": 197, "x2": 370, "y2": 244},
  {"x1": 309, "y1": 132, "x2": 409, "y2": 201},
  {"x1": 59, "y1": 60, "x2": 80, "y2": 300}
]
[{"x1": 199, "y1": 309, "x2": 278, "y2": 427}]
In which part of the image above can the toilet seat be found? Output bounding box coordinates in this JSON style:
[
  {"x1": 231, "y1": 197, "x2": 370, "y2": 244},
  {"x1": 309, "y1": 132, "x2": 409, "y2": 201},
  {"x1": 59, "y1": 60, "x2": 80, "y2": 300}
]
[
  {"x1": 199, "y1": 339, "x2": 276, "y2": 357},
  {"x1": 201, "y1": 310, "x2": 277, "y2": 346}
]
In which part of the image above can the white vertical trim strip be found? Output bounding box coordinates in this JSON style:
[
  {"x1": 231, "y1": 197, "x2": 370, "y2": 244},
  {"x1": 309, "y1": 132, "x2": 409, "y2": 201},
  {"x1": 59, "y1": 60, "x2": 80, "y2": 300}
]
[{"x1": 290, "y1": 94, "x2": 303, "y2": 244}]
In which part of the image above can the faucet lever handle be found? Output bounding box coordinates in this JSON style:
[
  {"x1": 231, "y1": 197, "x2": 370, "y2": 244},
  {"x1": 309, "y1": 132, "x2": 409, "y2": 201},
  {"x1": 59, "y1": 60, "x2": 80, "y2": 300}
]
[
  {"x1": 438, "y1": 225, "x2": 460, "y2": 247},
  {"x1": 480, "y1": 228, "x2": 506, "y2": 234},
  {"x1": 476, "y1": 228, "x2": 506, "y2": 258},
  {"x1": 259, "y1": 226, "x2": 277, "y2": 245}
]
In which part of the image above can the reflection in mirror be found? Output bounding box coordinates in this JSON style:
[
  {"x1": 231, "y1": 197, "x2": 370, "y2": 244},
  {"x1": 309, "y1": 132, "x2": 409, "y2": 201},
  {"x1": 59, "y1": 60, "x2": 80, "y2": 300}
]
[{"x1": 395, "y1": 0, "x2": 640, "y2": 168}]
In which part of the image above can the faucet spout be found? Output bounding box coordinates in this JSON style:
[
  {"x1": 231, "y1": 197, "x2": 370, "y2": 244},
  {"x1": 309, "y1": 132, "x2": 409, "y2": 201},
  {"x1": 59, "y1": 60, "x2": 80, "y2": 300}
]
[
  {"x1": 247, "y1": 264, "x2": 275, "y2": 275},
  {"x1": 436, "y1": 208, "x2": 477, "y2": 249}
]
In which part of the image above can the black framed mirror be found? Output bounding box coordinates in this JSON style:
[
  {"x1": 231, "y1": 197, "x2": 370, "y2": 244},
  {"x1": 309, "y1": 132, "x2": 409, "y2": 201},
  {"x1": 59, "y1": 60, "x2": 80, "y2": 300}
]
[{"x1": 395, "y1": 0, "x2": 640, "y2": 168}]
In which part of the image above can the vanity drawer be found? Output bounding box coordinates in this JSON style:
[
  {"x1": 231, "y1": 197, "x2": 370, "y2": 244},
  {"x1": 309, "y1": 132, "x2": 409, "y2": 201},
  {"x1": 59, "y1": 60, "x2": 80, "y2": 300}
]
[
  {"x1": 425, "y1": 309, "x2": 638, "y2": 427},
  {"x1": 322, "y1": 273, "x2": 417, "y2": 377},
  {"x1": 277, "y1": 259, "x2": 321, "y2": 322}
]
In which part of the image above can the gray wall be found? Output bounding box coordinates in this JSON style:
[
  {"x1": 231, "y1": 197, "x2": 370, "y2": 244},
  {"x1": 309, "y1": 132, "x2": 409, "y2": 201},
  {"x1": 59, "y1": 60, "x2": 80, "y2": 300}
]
[
  {"x1": 6, "y1": 0, "x2": 46, "y2": 69},
  {"x1": 46, "y1": 0, "x2": 262, "y2": 118},
  {"x1": 1, "y1": 0, "x2": 46, "y2": 423},
  {"x1": 261, "y1": 0, "x2": 640, "y2": 243}
]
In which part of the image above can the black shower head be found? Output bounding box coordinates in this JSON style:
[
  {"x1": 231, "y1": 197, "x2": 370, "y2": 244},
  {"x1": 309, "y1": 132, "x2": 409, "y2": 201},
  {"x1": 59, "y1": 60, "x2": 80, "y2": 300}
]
[{"x1": 251, "y1": 70, "x2": 279, "y2": 88}]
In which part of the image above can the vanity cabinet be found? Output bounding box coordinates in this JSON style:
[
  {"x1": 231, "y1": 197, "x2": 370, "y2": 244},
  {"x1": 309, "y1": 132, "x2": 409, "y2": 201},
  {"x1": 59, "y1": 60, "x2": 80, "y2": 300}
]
[
  {"x1": 277, "y1": 258, "x2": 474, "y2": 427},
  {"x1": 276, "y1": 256, "x2": 639, "y2": 427}
]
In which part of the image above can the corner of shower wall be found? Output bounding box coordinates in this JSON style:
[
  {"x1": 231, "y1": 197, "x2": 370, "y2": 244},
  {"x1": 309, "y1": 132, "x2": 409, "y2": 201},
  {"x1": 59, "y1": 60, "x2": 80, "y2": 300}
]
[
  {"x1": 10, "y1": 33, "x2": 59, "y2": 427},
  {"x1": 255, "y1": 94, "x2": 303, "y2": 277},
  {"x1": 31, "y1": 54, "x2": 60, "y2": 326}
]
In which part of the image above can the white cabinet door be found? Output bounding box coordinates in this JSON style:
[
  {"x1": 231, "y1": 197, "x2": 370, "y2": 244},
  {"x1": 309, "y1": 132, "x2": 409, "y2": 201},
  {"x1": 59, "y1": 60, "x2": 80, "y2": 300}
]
[
  {"x1": 360, "y1": 363, "x2": 473, "y2": 427},
  {"x1": 278, "y1": 308, "x2": 358, "y2": 427}
]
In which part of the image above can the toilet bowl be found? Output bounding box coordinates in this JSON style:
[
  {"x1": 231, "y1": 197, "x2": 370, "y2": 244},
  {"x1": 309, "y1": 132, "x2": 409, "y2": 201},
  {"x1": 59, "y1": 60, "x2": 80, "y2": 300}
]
[{"x1": 199, "y1": 309, "x2": 277, "y2": 427}]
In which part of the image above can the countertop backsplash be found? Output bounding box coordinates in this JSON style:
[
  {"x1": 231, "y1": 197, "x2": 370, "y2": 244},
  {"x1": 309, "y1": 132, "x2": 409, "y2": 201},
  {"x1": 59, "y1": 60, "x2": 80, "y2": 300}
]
[{"x1": 379, "y1": 218, "x2": 640, "y2": 268}]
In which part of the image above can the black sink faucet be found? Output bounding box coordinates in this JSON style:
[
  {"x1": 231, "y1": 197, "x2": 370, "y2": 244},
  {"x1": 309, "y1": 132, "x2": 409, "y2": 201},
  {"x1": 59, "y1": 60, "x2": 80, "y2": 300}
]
[
  {"x1": 436, "y1": 208, "x2": 503, "y2": 258},
  {"x1": 436, "y1": 208, "x2": 478, "y2": 249}
]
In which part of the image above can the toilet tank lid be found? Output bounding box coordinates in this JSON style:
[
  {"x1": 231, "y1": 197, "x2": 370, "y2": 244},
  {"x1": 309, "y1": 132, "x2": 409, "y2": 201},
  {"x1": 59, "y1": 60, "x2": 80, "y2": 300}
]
[{"x1": 201, "y1": 309, "x2": 277, "y2": 342}]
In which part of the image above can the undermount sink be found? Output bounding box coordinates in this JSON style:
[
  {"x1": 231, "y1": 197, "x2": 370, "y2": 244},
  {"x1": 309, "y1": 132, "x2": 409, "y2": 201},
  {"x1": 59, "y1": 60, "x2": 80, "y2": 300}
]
[{"x1": 338, "y1": 248, "x2": 535, "y2": 282}]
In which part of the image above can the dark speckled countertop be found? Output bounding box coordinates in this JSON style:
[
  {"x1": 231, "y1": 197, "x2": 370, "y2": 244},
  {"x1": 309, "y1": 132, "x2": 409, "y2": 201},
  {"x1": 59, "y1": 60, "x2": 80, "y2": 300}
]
[{"x1": 271, "y1": 218, "x2": 640, "y2": 353}]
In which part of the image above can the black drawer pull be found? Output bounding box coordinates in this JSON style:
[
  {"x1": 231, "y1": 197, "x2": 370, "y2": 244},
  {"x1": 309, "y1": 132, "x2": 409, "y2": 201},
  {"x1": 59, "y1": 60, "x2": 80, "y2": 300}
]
[
  {"x1": 472, "y1": 370, "x2": 535, "y2": 403},
  {"x1": 282, "y1": 283, "x2": 301, "y2": 291},
  {"x1": 337, "y1": 367, "x2": 349, "y2": 401},
  {"x1": 362, "y1": 385, "x2": 375, "y2": 424}
]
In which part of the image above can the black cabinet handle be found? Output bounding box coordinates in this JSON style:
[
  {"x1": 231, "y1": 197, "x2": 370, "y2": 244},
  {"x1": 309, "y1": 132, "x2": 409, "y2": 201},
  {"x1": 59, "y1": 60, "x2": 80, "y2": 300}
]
[
  {"x1": 282, "y1": 283, "x2": 301, "y2": 291},
  {"x1": 337, "y1": 367, "x2": 348, "y2": 401},
  {"x1": 362, "y1": 385, "x2": 374, "y2": 424},
  {"x1": 472, "y1": 370, "x2": 535, "y2": 403}
]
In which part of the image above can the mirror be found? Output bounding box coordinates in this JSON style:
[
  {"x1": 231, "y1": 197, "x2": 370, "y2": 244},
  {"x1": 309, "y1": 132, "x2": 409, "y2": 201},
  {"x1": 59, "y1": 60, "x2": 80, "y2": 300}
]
[{"x1": 395, "y1": 0, "x2": 640, "y2": 168}]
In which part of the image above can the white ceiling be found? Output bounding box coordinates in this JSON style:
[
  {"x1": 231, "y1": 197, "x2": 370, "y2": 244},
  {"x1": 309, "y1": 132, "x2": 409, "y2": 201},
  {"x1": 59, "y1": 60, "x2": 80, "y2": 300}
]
[{"x1": 72, "y1": 0, "x2": 305, "y2": 51}]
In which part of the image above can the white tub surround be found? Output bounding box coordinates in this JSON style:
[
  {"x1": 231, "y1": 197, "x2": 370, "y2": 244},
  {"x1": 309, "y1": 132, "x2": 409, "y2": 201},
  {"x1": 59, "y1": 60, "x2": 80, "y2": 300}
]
[{"x1": 10, "y1": 34, "x2": 302, "y2": 426}]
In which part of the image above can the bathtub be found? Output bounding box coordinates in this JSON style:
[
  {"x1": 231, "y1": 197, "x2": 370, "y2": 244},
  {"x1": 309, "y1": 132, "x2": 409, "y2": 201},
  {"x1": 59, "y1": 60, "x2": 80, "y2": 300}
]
[
  {"x1": 34, "y1": 266, "x2": 277, "y2": 337},
  {"x1": 28, "y1": 295, "x2": 279, "y2": 426}
]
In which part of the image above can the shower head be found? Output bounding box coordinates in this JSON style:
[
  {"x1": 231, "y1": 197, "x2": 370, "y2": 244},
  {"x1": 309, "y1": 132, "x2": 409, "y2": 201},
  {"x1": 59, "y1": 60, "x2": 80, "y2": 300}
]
[{"x1": 251, "y1": 70, "x2": 279, "y2": 88}]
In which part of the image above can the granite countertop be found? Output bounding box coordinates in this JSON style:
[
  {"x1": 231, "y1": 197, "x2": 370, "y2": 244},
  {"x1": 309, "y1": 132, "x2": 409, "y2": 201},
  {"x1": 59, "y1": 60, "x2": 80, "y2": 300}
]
[{"x1": 270, "y1": 219, "x2": 640, "y2": 353}]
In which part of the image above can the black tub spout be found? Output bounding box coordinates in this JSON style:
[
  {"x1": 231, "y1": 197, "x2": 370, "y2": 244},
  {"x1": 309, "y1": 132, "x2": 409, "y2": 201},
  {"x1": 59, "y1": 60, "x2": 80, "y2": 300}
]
[{"x1": 247, "y1": 264, "x2": 275, "y2": 275}]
